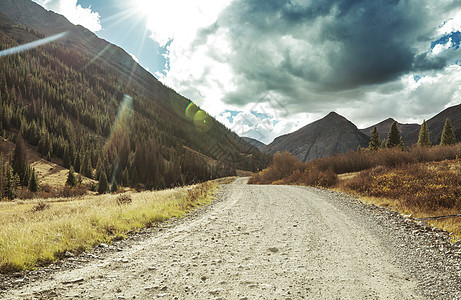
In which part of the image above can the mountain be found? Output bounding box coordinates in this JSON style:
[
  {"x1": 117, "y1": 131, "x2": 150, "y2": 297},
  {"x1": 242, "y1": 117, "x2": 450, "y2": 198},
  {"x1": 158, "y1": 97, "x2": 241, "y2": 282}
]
[
  {"x1": 0, "y1": 0, "x2": 267, "y2": 190},
  {"x1": 262, "y1": 112, "x2": 369, "y2": 162},
  {"x1": 405, "y1": 104, "x2": 461, "y2": 145},
  {"x1": 360, "y1": 118, "x2": 419, "y2": 145},
  {"x1": 242, "y1": 137, "x2": 266, "y2": 149}
]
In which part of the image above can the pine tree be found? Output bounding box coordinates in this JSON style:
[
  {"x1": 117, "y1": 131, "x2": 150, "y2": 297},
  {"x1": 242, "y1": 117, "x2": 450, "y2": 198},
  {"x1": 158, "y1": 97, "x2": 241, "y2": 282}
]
[
  {"x1": 66, "y1": 166, "x2": 77, "y2": 187},
  {"x1": 417, "y1": 120, "x2": 431, "y2": 147},
  {"x1": 81, "y1": 152, "x2": 92, "y2": 178},
  {"x1": 110, "y1": 180, "x2": 118, "y2": 193},
  {"x1": 98, "y1": 172, "x2": 108, "y2": 194},
  {"x1": 398, "y1": 136, "x2": 405, "y2": 151},
  {"x1": 0, "y1": 153, "x2": 3, "y2": 199},
  {"x1": 74, "y1": 151, "x2": 81, "y2": 174},
  {"x1": 440, "y1": 118, "x2": 456, "y2": 146},
  {"x1": 28, "y1": 168, "x2": 39, "y2": 192},
  {"x1": 368, "y1": 126, "x2": 380, "y2": 151},
  {"x1": 63, "y1": 144, "x2": 71, "y2": 168},
  {"x1": 12, "y1": 132, "x2": 27, "y2": 181},
  {"x1": 4, "y1": 165, "x2": 19, "y2": 200},
  {"x1": 386, "y1": 121, "x2": 403, "y2": 149}
]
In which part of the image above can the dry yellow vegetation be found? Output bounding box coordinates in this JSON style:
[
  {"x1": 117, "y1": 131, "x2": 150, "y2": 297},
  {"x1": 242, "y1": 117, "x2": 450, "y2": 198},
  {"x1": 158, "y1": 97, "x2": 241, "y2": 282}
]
[
  {"x1": 0, "y1": 180, "x2": 222, "y2": 273},
  {"x1": 339, "y1": 160, "x2": 461, "y2": 240}
]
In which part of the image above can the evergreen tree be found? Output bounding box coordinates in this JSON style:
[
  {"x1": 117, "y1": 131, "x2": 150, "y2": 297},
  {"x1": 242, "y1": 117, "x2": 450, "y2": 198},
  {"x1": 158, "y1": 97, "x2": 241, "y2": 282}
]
[
  {"x1": 28, "y1": 168, "x2": 39, "y2": 192},
  {"x1": 68, "y1": 142, "x2": 76, "y2": 167},
  {"x1": 12, "y1": 132, "x2": 27, "y2": 181},
  {"x1": 66, "y1": 166, "x2": 77, "y2": 187},
  {"x1": 4, "y1": 165, "x2": 19, "y2": 200},
  {"x1": 74, "y1": 151, "x2": 81, "y2": 174},
  {"x1": 22, "y1": 165, "x2": 31, "y2": 187},
  {"x1": 0, "y1": 153, "x2": 3, "y2": 199},
  {"x1": 440, "y1": 118, "x2": 456, "y2": 146},
  {"x1": 417, "y1": 120, "x2": 431, "y2": 147},
  {"x1": 368, "y1": 126, "x2": 380, "y2": 151},
  {"x1": 398, "y1": 136, "x2": 405, "y2": 151},
  {"x1": 81, "y1": 152, "x2": 92, "y2": 178},
  {"x1": 386, "y1": 121, "x2": 402, "y2": 148},
  {"x1": 98, "y1": 172, "x2": 108, "y2": 194},
  {"x1": 63, "y1": 144, "x2": 71, "y2": 168},
  {"x1": 110, "y1": 180, "x2": 118, "y2": 193}
]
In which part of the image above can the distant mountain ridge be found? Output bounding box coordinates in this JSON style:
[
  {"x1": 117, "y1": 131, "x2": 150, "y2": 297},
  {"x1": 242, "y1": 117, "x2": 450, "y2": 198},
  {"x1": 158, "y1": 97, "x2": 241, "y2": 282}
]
[
  {"x1": 259, "y1": 104, "x2": 460, "y2": 162},
  {"x1": 404, "y1": 104, "x2": 461, "y2": 145},
  {"x1": 242, "y1": 137, "x2": 266, "y2": 149},
  {"x1": 360, "y1": 118, "x2": 419, "y2": 145},
  {"x1": 262, "y1": 112, "x2": 369, "y2": 162}
]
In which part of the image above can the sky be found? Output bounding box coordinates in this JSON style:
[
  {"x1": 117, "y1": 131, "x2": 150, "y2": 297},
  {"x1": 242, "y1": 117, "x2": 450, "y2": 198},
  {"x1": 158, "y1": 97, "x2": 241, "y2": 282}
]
[{"x1": 32, "y1": 0, "x2": 461, "y2": 144}]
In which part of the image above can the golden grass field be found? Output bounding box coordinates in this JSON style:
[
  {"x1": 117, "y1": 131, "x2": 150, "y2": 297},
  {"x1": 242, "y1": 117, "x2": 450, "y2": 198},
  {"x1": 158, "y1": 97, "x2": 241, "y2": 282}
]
[{"x1": 0, "y1": 179, "x2": 229, "y2": 273}]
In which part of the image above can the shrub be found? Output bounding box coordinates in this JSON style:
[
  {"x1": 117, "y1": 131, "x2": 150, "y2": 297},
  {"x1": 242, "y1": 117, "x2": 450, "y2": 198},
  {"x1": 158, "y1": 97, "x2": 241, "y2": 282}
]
[
  {"x1": 116, "y1": 194, "x2": 132, "y2": 205},
  {"x1": 250, "y1": 152, "x2": 338, "y2": 188},
  {"x1": 31, "y1": 201, "x2": 50, "y2": 212},
  {"x1": 60, "y1": 186, "x2": 87, "y2": 198},
  {"x1": 344, "y1": 163, "x2": 461, "y2": 212}
]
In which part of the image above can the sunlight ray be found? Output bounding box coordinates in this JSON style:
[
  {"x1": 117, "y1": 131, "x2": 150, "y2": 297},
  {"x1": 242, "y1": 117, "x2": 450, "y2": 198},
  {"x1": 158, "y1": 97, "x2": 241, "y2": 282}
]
[{"x1": 0, "y1": 32, "x2": 67, "y2": 57}]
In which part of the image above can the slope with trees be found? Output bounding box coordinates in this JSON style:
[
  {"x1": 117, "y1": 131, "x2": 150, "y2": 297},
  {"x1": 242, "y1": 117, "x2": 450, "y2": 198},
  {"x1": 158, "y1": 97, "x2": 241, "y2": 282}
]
[{"x1": 0, "y1": 5, "x2": 268, "y2": 199}]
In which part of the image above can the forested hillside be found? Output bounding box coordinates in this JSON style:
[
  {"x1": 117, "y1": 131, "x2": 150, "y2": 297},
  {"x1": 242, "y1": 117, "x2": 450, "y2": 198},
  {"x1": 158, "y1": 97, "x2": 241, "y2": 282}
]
[{"x1": 0, "y1": 10, "x2": 267, "y2": 196}]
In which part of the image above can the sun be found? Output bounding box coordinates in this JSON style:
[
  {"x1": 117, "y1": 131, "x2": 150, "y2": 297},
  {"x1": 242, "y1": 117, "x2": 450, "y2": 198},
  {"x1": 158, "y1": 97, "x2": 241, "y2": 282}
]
[{"x1": 131, "y1": 0, "x2": 155, "y2": 17}]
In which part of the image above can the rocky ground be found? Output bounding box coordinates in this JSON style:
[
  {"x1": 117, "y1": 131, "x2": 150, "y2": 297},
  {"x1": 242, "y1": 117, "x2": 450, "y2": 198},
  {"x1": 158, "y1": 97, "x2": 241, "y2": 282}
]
[{"x1": 1, "y1": 178, "x2": 460, "y2": 299}]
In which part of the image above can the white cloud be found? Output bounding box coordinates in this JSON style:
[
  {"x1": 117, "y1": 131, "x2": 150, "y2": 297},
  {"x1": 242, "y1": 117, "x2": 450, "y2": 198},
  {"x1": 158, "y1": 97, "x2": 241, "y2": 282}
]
[
  {"x1": 33, "y1": 0, "x2": 102, "y2": 32},
  {"x1": 134, "y1": 0, "x2": 232, "y2": 47},
  {"x1": 128, "y1": 52, "x2": 139, "y2": 63},
  {"x1": 439, "y1": 10, "x2": 461, "y2": 35},
  {"x1": 432, "y1": 38, "x2": 452, "y2": 55},
  {"x1": 215, "y1": 107, "x2": 314, "y2": 144}
]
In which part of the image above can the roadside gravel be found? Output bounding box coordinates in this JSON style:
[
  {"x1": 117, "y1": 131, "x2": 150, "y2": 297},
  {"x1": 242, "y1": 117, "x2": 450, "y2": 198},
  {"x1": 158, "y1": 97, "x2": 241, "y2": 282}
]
[{"x1": 1, "y1": 178, "x2": 460, "y2": 299}]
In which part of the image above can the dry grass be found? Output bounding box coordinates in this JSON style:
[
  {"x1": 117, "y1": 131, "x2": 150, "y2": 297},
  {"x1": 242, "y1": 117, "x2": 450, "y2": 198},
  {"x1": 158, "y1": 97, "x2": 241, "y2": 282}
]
[
  {"x1": 339, "y1": 160, "x2": 461, "y2": 239},
  {"x1": 313, "y1": 144, "x2": 461, "y2": 174},
  {"x1": 0, "y1": 181, "x2": 219, "y2": 273}
]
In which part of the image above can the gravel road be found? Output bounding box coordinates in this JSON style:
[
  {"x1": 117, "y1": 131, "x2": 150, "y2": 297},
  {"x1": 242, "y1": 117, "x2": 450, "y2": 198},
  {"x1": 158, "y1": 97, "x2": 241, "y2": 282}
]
[{"x1": 2, "y1": 178, "x2": 460, "y2": 299}]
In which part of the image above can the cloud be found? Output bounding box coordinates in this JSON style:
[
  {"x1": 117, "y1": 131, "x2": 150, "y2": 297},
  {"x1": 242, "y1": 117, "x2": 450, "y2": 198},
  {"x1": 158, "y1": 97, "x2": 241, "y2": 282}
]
[
  {"x1": 216, "y1": 109, "x2": 311, "y2": 144},
  {"x1": 128, "y1": 53, "x2": 139, "y2": 63},
  {"x1": 145, "y1": 1, "x2": 461, "y2": 139},
  {"x1": 33, "y1": 0, "x2": 102, "y2": 32}
]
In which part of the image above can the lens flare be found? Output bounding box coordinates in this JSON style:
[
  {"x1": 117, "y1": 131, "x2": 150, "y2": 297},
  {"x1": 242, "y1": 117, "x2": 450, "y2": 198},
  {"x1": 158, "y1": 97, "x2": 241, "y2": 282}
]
[
  {"x1": 193, "y1": 110, "x2": 212, "y2": 132},
  {"x1": 104, "y1": 95, "x2": 133, "y2": 185},
  {"x1": 0, "y1": 31, "x2": 68, "y2": 57},
  {"x1": 185, "y1": 102, "x2": 197, "y2": 120}
]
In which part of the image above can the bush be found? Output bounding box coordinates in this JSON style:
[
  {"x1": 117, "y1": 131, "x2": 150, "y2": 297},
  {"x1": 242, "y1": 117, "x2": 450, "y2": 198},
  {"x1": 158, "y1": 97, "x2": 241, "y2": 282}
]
[
  {"x1": 310, "y1": 143, "x2": 461, "y2": 174},
  {"x1": 344, "y1": 163, "x2": 461, "y2": 212},
  {"x1": 31, "y1": 201, "x2": 50, "y2": 212},
  {"x1": 250, "y1": 152, "x2": 338, "y2": 188},
  {"x1": 116, "y1": 194, "x2": 132, "y2": 205},
  {"x1": 60, "y1": 186, "x2": 87, "y2": 198}
]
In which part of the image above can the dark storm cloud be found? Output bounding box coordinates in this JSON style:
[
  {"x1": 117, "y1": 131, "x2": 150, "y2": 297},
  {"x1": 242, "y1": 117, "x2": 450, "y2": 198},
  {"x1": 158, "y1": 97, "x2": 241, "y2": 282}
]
[{"x1": 194, "y1": 0, "x2": 460, "y2": 107}]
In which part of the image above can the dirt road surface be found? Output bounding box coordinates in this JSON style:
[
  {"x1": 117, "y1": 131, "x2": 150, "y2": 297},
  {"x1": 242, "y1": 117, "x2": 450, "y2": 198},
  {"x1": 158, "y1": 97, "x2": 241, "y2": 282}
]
[{"x1": 2, "y1": 178, "x2": 460, "y2": 299}]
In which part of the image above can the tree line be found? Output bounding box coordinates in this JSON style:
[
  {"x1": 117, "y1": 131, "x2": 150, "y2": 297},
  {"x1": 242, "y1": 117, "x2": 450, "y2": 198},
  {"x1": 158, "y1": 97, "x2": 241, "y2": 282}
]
[{"x1": 368, "y1": 118, "x2": 456, "y2": 151}]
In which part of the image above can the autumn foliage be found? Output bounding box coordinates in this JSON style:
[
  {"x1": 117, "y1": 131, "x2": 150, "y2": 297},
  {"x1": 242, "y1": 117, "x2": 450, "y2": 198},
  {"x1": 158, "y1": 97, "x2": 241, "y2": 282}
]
[
  {"x1": 248, "y1": 152, "x2": 338, "y2": 188},
  {"x1": 344, "y1": 162, "x2": 461, "y2": 212}
]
